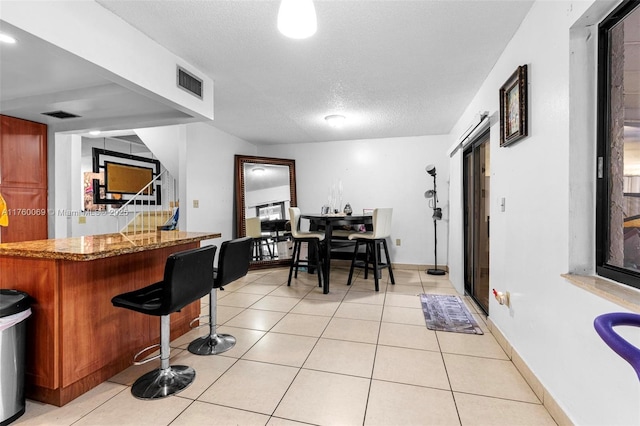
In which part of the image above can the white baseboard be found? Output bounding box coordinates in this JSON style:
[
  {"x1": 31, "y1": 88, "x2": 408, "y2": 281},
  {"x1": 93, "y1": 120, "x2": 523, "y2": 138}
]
[{"x1": 486, "y1": 317, "x2": 573, "y2": 426}]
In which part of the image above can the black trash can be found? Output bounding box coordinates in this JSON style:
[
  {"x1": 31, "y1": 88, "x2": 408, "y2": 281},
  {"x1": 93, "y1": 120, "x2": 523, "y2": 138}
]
[{"x1": 0, "y1": 289, "x2": 31, "y2": 426}]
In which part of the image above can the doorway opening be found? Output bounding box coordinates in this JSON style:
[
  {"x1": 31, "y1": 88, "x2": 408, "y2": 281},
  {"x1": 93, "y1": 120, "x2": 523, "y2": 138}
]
[{"x1": 463, "y1": 130, "x2": 491, "y2": 314}]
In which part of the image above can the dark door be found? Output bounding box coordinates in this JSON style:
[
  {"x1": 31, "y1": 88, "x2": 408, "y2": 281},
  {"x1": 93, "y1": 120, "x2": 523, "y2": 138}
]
[{"x1": 463, "y1": 131, "x2": 490, "y2": 314}]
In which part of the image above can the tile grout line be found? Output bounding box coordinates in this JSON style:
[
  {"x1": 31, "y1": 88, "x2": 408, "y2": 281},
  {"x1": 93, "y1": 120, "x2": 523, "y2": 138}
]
[
  {"x1": 29, "y1": 268, "x2": 543, "y2": 425},
  {"x1": 263, "y1": 267, "x2": 355, "y2": 424},
  {"x1": 420, "y1": 272, "x2": 465, "y2": 426},
  {"x1": 360, "y1": 273, "x2": 389, "y2": 426}
]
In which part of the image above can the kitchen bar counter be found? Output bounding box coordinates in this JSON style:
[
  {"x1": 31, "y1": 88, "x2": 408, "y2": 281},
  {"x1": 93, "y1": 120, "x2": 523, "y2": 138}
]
[
  {"x1": 0, "y1": 231, "x2": 221, "y2": 406},
  {"x1": 0, "y1": 230, "x2": 218, "y2": 260}
]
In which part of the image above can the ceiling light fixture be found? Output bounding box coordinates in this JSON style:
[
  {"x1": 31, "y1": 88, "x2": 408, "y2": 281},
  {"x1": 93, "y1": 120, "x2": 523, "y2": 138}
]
[
  {"x1": 252, "y1": 167, "x2": 266, "y2": 175},
  {"x1": 325, "y1": 114, "x2": 345, "y2": 128},
  {"x1": 89, "y1": 130, "x2": 101, "y2": 136},
  {"x1": 0, "y1": 33, "x2": 16, "y2": 44},
  {"x1": 277, "y1": 0, "x2": 317, "y2": 39}
]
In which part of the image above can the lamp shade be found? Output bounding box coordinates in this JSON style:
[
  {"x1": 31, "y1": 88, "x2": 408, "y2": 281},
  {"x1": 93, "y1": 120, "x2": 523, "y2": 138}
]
[
  {"x1": 424, "y1": 190, "x2": 436, "y2": 199},
  {"x1": 277, "y1": 0, "x2": 317, "y2": 39},
  {"x1": 425, "y1": 164, "x2": 436, "y2": 176}
]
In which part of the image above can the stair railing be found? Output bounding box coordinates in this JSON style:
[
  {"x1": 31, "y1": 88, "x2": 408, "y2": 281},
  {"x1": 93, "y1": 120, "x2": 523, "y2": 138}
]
[{"x1": 115, "y1": 170, "x2": 168, "y2": 234}]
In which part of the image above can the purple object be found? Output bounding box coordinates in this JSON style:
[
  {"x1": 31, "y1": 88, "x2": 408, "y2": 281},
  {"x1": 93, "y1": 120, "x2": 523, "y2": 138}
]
[{"x1": 593, "y1": 312, "x2": 640, "y2": 380}]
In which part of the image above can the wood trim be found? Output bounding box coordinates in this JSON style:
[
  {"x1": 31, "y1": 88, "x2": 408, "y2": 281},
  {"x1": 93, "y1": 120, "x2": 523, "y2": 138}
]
[{"x1": 234, "y1": 154, "x2": 297, "y2": 269}]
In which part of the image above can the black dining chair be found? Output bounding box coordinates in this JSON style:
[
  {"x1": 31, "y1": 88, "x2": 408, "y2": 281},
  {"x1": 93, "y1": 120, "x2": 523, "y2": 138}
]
[
  {"x1": 346, "y1": 208, "x2": 395, "y2": 291},
  {"x1": 188, "y1": 236, "x2": 253, "y2": 355},
  {"x1": 111, "y1": 245, "x2": 216, "y2": 399}
]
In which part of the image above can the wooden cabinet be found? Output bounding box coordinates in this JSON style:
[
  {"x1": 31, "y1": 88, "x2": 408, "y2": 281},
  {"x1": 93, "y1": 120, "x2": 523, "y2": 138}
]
[
  {"x1": 0, "y1": 187, "x2": 48, "y2": 242},
  {"x1": 0, "y1": 115, "x2": 48, "y2": 242}
]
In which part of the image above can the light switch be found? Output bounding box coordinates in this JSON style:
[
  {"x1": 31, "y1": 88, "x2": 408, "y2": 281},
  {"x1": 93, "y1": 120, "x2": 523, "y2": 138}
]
[
  {"x1": 193, "y1": 199, "x2": 199, "y2": 208},
  {"x1": 500, "y1": 197, "x2": 506, "y2": 212},
  {"x1": 78, "y1": 216, "x2": 86, "y2": 224}
]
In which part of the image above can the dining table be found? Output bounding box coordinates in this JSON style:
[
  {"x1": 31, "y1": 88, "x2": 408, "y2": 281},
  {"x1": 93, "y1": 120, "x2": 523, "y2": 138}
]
[{"x1": 301, "y1": 213, "x2": 373, "y2": 294}]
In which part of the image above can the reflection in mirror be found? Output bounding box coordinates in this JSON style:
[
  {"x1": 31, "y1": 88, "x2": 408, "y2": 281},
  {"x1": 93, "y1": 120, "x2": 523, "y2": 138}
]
[{"x1": 235, "y1": 155, "x2": 297, "y2": 268}]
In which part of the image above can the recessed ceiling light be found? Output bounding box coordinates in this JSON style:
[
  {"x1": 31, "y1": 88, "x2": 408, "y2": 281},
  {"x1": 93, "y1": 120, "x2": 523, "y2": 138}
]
[
  {"x1": 325, "y1": 114, "x2": 345, "y2": 128},
  {"x1": 0, "y1": 33, "x2": 16, "y2": 44},
  {"x1": 89, "y1": 130, "x2": 101, "y2": 136},
  {"x1": 277, "y1": 0, "x2": 317, "y2": 39}
]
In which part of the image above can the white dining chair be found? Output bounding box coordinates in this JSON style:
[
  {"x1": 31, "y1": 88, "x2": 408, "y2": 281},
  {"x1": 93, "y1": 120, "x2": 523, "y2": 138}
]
[
  {"x1": 346, "y1": 208, "x2": 395, "y2": 291},
  {"x1": 246, "y1": 217, "x2": 273, "y2": 260},
  {"x1": 288, "y1": 207, "x2": 325, "y2": 288}
]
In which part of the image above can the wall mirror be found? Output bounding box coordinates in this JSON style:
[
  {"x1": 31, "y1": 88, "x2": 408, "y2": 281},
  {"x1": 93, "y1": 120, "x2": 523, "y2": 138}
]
[{"x1": 235, "y1": 155, "x2": 297, "y2": 268}]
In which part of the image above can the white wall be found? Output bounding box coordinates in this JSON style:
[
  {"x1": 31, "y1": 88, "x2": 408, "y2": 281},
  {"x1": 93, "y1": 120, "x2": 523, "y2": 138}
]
[
  {"x1": 447, "y1": 1, "x2": 639, "y2": 424},
  {"x1": 52, "y1": 133, "x2": 76, "y2": 238},
  {"x1": 135, "y1": 126, "x2": 182, "y2": 177},
  {"x1": 260, "y1": 135, "x2": 452, "y2": 266},
  {"x1": 182, "y1": 122, "x2": 257, "y2": 246}
]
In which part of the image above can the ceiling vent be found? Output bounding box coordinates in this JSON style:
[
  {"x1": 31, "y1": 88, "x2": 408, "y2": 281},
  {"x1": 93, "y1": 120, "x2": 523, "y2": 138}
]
[
  {"x1": 177, "y1": 66, "x2": 203, "y2": 99},
  {"x1": 41, "y1": 110, "x2": 81, "y2": 119}
]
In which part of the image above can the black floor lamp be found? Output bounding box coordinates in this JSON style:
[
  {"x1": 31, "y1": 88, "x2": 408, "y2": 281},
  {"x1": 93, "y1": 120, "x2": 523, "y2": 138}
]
[{"x1": 424, "y1": 164, "x2": 446, "y2": 276}]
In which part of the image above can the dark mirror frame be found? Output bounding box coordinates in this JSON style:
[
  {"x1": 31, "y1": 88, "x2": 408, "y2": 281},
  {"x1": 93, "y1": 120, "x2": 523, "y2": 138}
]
[{"x1": 234, "y1": 155, "x2": 297, "y2": 269}]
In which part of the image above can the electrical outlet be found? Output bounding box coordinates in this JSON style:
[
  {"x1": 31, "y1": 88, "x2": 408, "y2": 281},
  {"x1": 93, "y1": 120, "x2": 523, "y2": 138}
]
[
  {"x1": 396, "y1": 239, "x2": 401, "y2": 246},
  {"x1": 193, "y1": 199, "x2": 199, "y2": 208}
]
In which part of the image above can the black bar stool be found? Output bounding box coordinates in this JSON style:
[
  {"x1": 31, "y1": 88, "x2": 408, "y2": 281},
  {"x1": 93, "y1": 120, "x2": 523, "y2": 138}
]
[
  {"x1": 188, "y1": 237, "x2": 253, "y2": 355},
  {"x1": 111, "y1": 245, "x2": 216, "y2": 399}
]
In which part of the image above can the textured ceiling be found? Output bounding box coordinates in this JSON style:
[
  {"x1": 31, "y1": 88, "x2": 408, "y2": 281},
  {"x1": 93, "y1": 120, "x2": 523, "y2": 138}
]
[
  {"x1": 0, "y1": 1, "x2": 534, "y2": 144},
  {"x1": 95, "y1": 0, "x2": 534, "y2": 145}
]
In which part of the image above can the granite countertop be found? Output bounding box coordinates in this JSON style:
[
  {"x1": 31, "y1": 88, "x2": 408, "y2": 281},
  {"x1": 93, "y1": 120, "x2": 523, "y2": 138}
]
[{"x1": 0, "y1": 231, "x2": 221, "y2": 261}]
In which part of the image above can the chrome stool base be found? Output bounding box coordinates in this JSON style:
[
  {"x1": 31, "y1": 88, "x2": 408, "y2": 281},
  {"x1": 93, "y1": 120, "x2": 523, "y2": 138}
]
[
  {"x1": 131, "y1": 365, "x2": 195, "y2": 399},
  {"x1": 188, "y1": 333, "x2": 236, "y2": 355}
]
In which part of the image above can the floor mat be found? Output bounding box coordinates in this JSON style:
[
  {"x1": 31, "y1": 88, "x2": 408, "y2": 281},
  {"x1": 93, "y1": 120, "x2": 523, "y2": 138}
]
[{"x1": 420, "y1": 294, "x2": 483, "y2": 334}]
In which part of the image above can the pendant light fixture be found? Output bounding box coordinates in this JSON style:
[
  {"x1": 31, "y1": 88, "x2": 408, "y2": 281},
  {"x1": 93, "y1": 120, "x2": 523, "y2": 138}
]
[{"x1": 277, "y1": 0, "x2": 317, "y2": 39}]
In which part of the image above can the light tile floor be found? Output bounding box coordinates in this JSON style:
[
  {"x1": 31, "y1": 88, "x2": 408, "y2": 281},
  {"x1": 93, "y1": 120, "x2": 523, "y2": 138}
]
[{"x1": 17, "y1": 265, "x2": 557, "y2": 426}]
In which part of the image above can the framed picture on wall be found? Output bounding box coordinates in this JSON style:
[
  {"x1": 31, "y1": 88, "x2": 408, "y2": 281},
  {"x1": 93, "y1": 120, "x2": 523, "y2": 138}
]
[{"x1": 499, "y1": 64, "x2": 528, "y2": 147}]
